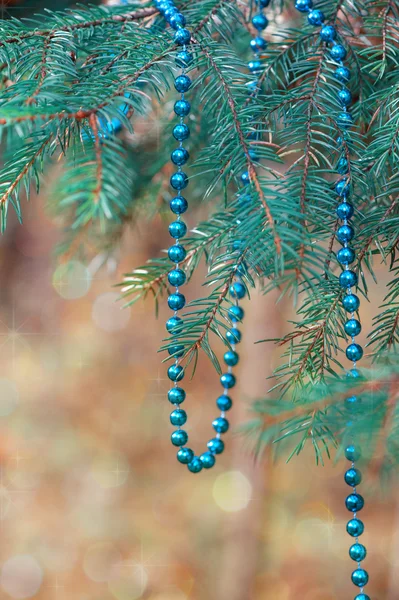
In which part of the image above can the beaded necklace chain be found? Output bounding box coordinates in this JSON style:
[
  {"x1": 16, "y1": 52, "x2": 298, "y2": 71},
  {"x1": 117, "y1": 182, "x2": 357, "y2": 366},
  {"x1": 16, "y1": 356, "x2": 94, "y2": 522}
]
[{"x1": 293, "y1": 2, "x2": 370, "y2": 599}]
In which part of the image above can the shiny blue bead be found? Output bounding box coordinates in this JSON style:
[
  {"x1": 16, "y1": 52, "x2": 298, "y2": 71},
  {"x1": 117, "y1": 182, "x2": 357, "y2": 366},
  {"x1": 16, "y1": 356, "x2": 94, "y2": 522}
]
[
  {"x1": 224, "y1": 350, "x2": 239, "y2": 366},
  {"x1": 347, "y1": 518, "x2": 364, "y2": 536},
  {"x1": 345, "y1": 444, "x2": 361, "y2": 461},
  {"x1": 347, "y1": 368, "x2": 361, "y2": 378},
  {"x1": 339, "y1": 270, "x2": 358, "y2": 288},
  {"x1": 241, "y1": 171, "x2": 250, "y2": 185},
  {"x1": 167, "y1": 292, "x2": 186, "y2": 311},
  {"x1": 167, "y1": 364, "x2": 184, "y2": 382},
  {"x1": 337, "y1": 224, "x2": 355, "y2": 243},
  {"x1": 295, "y1": 0, "x2": 313, "y2": 10},
  {"x1": 336, "y1": 179, "x2": 350, "y2": 197},
  {"x1": 345, "y1": 318, "x2": 362, "y2": 336},
  {"x1": 166, "y1": 316, "x2": 183, "y2": 334},
  {"x1": 338, "y1": 112, "x2": 354, "y2": 128},
  {"x1": 228, "y1": 305, "x2": 244, "y2": 321},
  {"x1": 230, "y1": 282, "x2": 246, "y2": 299},
  {"x1": 158, "y1": 1, "x2": 172, "y2": 14},
  {"x1": 346, "y1": 343, "x2": 363, "y2": 362},
  {"x1": 170, "y1": 408, "x2": 187, "y2": 426},
  {"x1": 200, "y1": 451, "x2": 216, "y2": 468},
  {"x1": 335, "y1": 66, "x2": 351, "y2": 83},
  {"x1": 170, "y1": 196, "x2": 188, "y2": 214},
  {"x1": 220, "y1": 373, "x2": 236, "y2": 388},
  {"x1": 173, "y1": 124, "x2": 190, "y2": 142},
  {"x1": 346, "y1": 492, "x2": 364, "y2": 512},
  {"x1": 168, "y1": 269, "x2": 186, "y2": 287},
  {"x1": 171, "y1": 147, "x2": 189, "y2": 166},
  {"x1": 337, "y1": 247, "x2": 355, "y2": 265},
  {"x1": 174, "y1": 74, "x2": 191, "y2": 92},
  {"x1": 168, "y1": 345, "x2": 184, "y2": 357},
  {"x1": 168, "y1": 244, "x2": 186, "y2": 263},
  {"x1": 187, "y1": 457, "x2": 203, "y2": 473},
  {"x1": 213, "y1": 417, "x2": 229, "y2": 433},
  {"x1": 164, "y1": 6, "x2": 177, "y2": 20},
  {"x1": 337, "y1": 157, "x2": 349, "y2": 174},
  {"x1": 345, "y1": 395, "x2": 361, "y2": 412},
  {"x1": 308, "y1": 9, "x2": 325, "y2": 25},
  {"x1": 171, "y1": 429, "x2": 188, "y2": 446},
  {"x1": 343, "y1": 293, "x2": 360, "y2": 312},
  {"x1": 248, "y1": 60, "x2": 262, "y2": 73},
  {"x1": 226, "y1": 328, "x2": 241, "y2": 344},
  {"x1": 246, "y1": 80, "x2": 258, "y2": 94},
  {"x1": 250, "y1": 36, "x2": 267, "y2": 51},
  {"x1": 337, "y1": 202, "x2": 354, "y2": 219},
  {"x1": 217, "y1": 394, "x2": 233, "y2": 411},
  {"x1": 355, "y1": 595, "x2": 371, "y2": 600},
  {"x1": 338, "y1": 88, "x2": 352, "y2": 106},
  {"x1": 350, "y1": 543, "x2": 367, "y2": 561},
  {"x1": 256, "y1": 0, "x2": 271, "y2": 6},
  {"x1": 170, "y1": 12, "x2": 186, "y2": 29},
  {"x1": 174, "y1": 99, "x2": 191, "y2": 116},
  {"x1": 170, "y1": 172, "x2": 188, "y2": 190},
  {"x1": 168, "y1": 386, "x2": 186, "y2": 404},
  {"x1": 252, "y1": 14, "x2": 268, "y2": 30},
  {"x1": 345, "y1": 467, "x2": 362, "y2": 486},
  {"x1": 175, "y1": 50, "x2": 193, "y2": 68},
  {"x1": 174, "y1": 28, "x2": 191, "y2": 45},
  {"x1": 320, "y1": 25, "x2": 336, "y2": 41},
  {"x1": 169, "y1": 220, "x2": 187, "y2": 239},
  {"x1": 352, "y1": 569, "x2": 369, "y2": 588},
  {"x1": 177, "y1": 447, "x2": 194, "y2": 463},
  {"x1": 330, "y1": 43, "x2": 347, "y2": 61},
  {"x1": 208, "y1": 437, "x2": 225, "y2": 454}
]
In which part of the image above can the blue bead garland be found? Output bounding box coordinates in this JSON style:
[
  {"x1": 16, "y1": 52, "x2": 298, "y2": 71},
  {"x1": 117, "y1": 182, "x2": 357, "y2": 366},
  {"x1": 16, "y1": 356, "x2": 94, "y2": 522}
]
[{"x1": 293, "y1": 1, "x2": 370, "y2": 596}]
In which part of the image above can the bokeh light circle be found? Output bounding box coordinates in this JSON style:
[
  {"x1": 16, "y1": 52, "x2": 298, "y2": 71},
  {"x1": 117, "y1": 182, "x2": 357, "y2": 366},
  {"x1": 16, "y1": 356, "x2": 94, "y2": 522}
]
[
  {"x1": 108, "y1": 561, "x2": 148, "y2": 600},
  {"x1": 83, "y1": 543, "x2": 122, "y2": 583},
  {"x1": 0, "y1": 379, "x2": 18, "y2": 417},
  {"x1": 0, "y1": 555, "x2": 43, "y2": 599},
  {"x1": 212, "y1": 470, "x2": 252, "y2": 512},
  {"x1": 92, "y1": 292, "x2": 130, "y2": 332},
  {"x1": 52, "y1": 261, "x2": 91, "y2": 299}
]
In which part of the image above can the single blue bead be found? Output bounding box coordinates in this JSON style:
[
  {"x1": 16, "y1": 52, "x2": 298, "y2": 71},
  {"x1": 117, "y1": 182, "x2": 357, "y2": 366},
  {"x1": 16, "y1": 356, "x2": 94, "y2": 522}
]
[
  {"x1": 228, "y1": 305, "x2": 244, "y2": 321},
  {"x1": 174, "y1": 99, "x2": 191, "y2": 116},
  {"x1": 338, "y1": 88, "x2": 352, "y2": 106},
  {"x1": 167, "y1": 364, "x2": 184, "y2": 382},
  {"x1": 330, "y1": 43, "x2": 347, "y2": 61},
  {"x1": 173, "y1": 124, "x2": 190, "y2": 141},
  {"x1": 168, "y1": 268, "x2": 186, "y2": 287},
  {"x1": 177, "y1": 447, "x2": 194, "y2": 463},
  {"x1": 334, "y1": 66, "x2": 351, "y2": 83},
  {"x1": 164, "y1": 6, "x2": 177, "y2": 20},
  {"x1": 170, "y1": 172, "x2": 188, "y2": 190},
  {"x1": 346, "y1": 493, "x2": 365, "y2": 512},
  {"x1": 336, "y1": 202, "x2": 354, "y2": 219},
  {"x1": 213, "y1": 417, "x2": 229, "y2": 433},
  {"x1": 168, "y1": 345, "x2": 184, "y2": 357},
  {"x1": 337, "y1": 157, "x2": 349, "y2": 174},
  {"x1": 170, "y1": 408, "x2": 187, "y2": 426},
  {"x1": 350, "y1": 543, "x2": 367, "y2": 561},
  {"x1": 352, "y1": 569, "x2": 369, "y2": 588},
  {"x1": 295, "y1": 0, "x2": 313, "y2": 11},
  {"x1": 346, "y1": 343, "x2": 364, "y2": 362},
  {"x1": 187, "y1": 457, "x2": 203, "y2": 473},
  {"x1": 200, "y1": 451, "x2": 216, "y2": 469},
  {"x1": 169, "y1": 220, "x2": 187, "y2": 239},
  {"x1": 170, "y1": 12, "x2": 186, "y2": 29},
  {"x1": 246, "y1": 80, "x2": 258, "y2": 94},
  {"x1": 339, "y1": 269, "x2": 358, "y2": 288},
  {"x1": 224, "y1": 350, "x2": 239, "y2": 366},
  {"x1": 167, "y1": 292, "x2": 186, "y2": 311},
  {"x1": 248, "y1": 60, "x2": 262, "y2": 73},
  {"x1": 347, "y1": 368, "x2": 361, "y2": 378},
  {"x1": 166, "y1": 316, "x2": 183, "y2": 334},
  {"x1": 347, "y1": 518, "x2": 364, "y2": 536},
  {"x1": 343, "y1": 293, "x2": 360, "y2": 312},
  {"x1": 217, "y1": 394, "x2": 233, "y2": 411},
  {"x1": 338, "y1": 112, "x2": 354, "y2": 129},
  {"x1": 337, "y1": 224, "x2": 355, "y2": 243},
  {"x1": 320, "y1": 25, "x2": 336, "y2": 41},
  {"x1": 345, "y1": 444, "x2": 361, "y2": 461},
  {"x1": 345, "y1": 318, "x2": 362, "y2": 336},
  {"x1": 230, "y1": 282, "x2": 246, "y2": 299},
  {"x1": 174, "y1": 74, "x2": 191, "y2": 92},
  {"x1": 241, "y1": 171, "x2": 250, "y2": 185},
  {"x1": 355, "y1": 595, "x2": 371, "y2": 600},
  {"x1": 220, "y1": 373, "x2": 236, "y2": 388},
  {"x1": 175, "y1": 50, "x2": 193, "y2": 68},
  {"x1": 208, "y1": 437, "x2": 225, "y2": 454},
  {"x1": 256, "y1": 0, "x2": 271, "y2": 6},
  {"x1": 168, "y1": 386, "x2": 186, "y2": 404},
  {"x1": 226, "y1": 328, "x2": 242, "y2": 344},
  {"x1": 308, "y1": 9, "x2": 325, "y2": 25},
  {"x1": 345, "y1": 395, "x2": 361, "y2": 412},
  {"x1": 171, "y1": 147, "x2": 189, "y2": 166},
  {"x1": 158, "y1": 1, "x2": 172, "y2": 14},
  {"x1": 337, "y1": 247, "x2": 355, "y2": 265},
  {"x1": 170, "y1": 196, "x2": 188, "y2": 214},
  {"x1": 252, "y1": 14, "x2": 268, "y2": 30},
  {"x1": 171, "y1": 429, "x2": 188, "y2": 446},
  {"x1": 250, "y1": 36, "x2": 267, "y2": 51},
  {"x1": 345, "y1": 467, "x2": 362, "y2": 486},
  {"x1": 335, "y1": 178, "x2": 350, "y2": 197},
  {"x1": 174, "y1": 28, "x2": 191, "y2": 45},
  {"x1": 168, "y1": 244, "x2": 186, "y2": 263}
]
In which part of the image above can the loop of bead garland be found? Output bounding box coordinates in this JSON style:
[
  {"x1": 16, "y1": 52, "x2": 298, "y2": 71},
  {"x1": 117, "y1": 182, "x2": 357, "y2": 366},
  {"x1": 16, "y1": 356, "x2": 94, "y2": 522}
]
[{"x1": 293, "y1": 1, "x2": 370, "y2": 599}]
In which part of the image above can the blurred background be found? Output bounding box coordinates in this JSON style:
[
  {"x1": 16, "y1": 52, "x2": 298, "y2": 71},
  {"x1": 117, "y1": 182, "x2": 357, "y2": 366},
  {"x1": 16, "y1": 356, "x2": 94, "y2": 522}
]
[{"x1": 0, "y1": 1, "x2": 398, "y2": 600}]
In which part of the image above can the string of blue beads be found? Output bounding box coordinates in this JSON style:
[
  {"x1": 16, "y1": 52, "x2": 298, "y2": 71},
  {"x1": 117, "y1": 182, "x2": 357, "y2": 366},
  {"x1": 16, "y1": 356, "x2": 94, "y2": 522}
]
[
  {"x1": 293, "y1": 2, "x2": 369, "y2": 599},
  {"x1": 154, "y1": 0, "x2": 247, "y2": 473}
]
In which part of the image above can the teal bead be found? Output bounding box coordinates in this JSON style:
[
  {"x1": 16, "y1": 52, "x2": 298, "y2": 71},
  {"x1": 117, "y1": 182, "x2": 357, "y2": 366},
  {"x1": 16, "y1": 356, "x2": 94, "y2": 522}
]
[
  {"x1": 168, "y1": 345, "x2": 184, "y2": 358},
  {"x1": 174, "y1": 74, "x2": 191, "y2": 92},
  {"x1": 167, "y1": 292, "x2": 185, "y2": 311},
  {"x1": 338, "y1": 88, "x2": 352, "y2": 106},
  {"x1": 173, "y1": 124, "x2": 190, "y2": 141},
  {"x1": 168, "y1": 268, "x2": 186, "y2": 287},
  {"x1": 338, "y1": 112, "x2": 354, "y2": 128},
  {"x1": 175, "y1": 51, "x2": 193, "y2": 68},
  {"x1": 170, "y1": 12, "x2": 186, "y2": 29},
  {"x1": 339, "y1": 270, "x2": 358, "y2": 288},
  {"x1": 345, "y1": 467, "x2": 362, "y2": 486},
  {"x1": 241, "y1": 171, "x2": 250, "y2": 185},
  {"x1": 248, "y1": 60, "x2": 262, "y2": 73},
  {"x1": 220, "y1": 373, "x2": 236, "y2": 388},
  {"x1": 168, "y1": 387, "x2": 186, "y2": 404},
  {"x1": 330, "y1": 43, "x2": 347, "y2": 61},
  {"x1": 171, "y1": 429, "x2": 188, "y2": 446},
  {"x1": 345, "y1": 395, "x2": 361, "y2": 412},
  {"x1": 349, "y1": 543, "x2": 367, "y2": 562},
  {"x1": 346, "y1": 343, "x2": 364, "y2": 362},
  {"x1": 168, "y1": 244, "x2": 186, "y2": 263},
  {"x1": 345, "y1": 444, "x2": 361, "y2": 461},
  {"x1": 177, "y1": 447, "x2": 194, "y2": 464},
  {"x1": 169, "y1": 221, "x2": 187, "y2": 239},
  {"x1": 224, "y1": 350, "x2": 239, "y2": 366},
  {"x1": 174, "y1": 99, "x2": 191, "y2": 116},
  {"x1": 213, "y1": 417, "x2": 229, "y2": 433},
  {"x1": 336, "y1": 179, "x2": 350, "y2": 197},
  {"x1": 347, "y1": 368, "x2": 361, "y2": 378},
  {"x1": 352, "y1": 569, "x2": 369, "y2": 587},
  {"x1": 295, "y1": 0, "x2": 313, "y2": 11},
  {"x1": 187, "y1": 457, "x2": 203, "y2": 473},
  {"x1": 308, "y1": 9, "x2": 325, "y2": 25},
  {"x1": 170, "y1": 172, "x2": 188, "y2": 190},
  {"x1": 346, "y1": 493, "x2": 364, "y2": 512},
  {"x1": 170, "y1": 409, "x2": 187, "y2": 426},
  {"x1": 217, "y1": 394, "x2": 233, "y2": 411},
  {"x1": 200, "y1": 452, "x2": 216, "y2": 469},
  {"x1": 343, "y1": 293, "x2": 360, "y2": 312},
  {"x1": 250, "y1": 36, "x2": 267, "y2": 51},
  {"x1": 320, "y1": 25, "x2": 336, "y2": 41},
  {"x1": 171, "y1": 148, "x2": 189, "y2": 166},
  {"x1": 337, "y1": 224, "x2": 355, "y2": 243},
  {"x1": 337, "y1": 157, "x2": 349, "y2": 174},
  {"x1": 166, "y1": 316, "x2": 183, "y2": 334},
  {"x1": 230, "y1": 282, "x2": 246, "y2": 299},
  {"x1": 170, "y1": 196, "x2": 188, "y2": 214},
  {"x1": 226, "y1": 328, "x2": 242, "y2": 344},
  {"x1": 336, "y1": 202, "x2": 354, "y2": 219},
  {"x1": 167, "y1": 364, "x2": 184, "y2": 381},
  {"x1": 252, "y1": 14, "x2": 268, "y2": 29},
  {"x1": 208, "y1": 437, "x2": 225, "y2": 454},
  {"x1": 174, "y1": 28, "x2": 191, "y2": 45},
  {"x1": 345, "y1": 318, "x2": 362, "y2": 336},
  {"x1": 335, "y1": 66, "x2": 351, "y2": 83},
  {"x1": 355, "y1": 595, "x2": 371, "y2": 600},
  {"x1": 347, "y1": 518, "x2": 364, "y2": 536},
  {"x1": 337, "y1": 247, "x2": 355, "y2": 265},
  {"x1": 228, "y1": 305, "x2": 244, "y2": 321}
]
